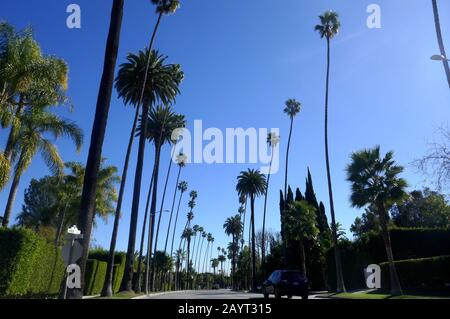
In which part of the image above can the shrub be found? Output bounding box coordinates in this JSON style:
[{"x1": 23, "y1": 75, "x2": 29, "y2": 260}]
[
  {"x1": 84, "y1": 259, "x2": 107, "y2": 295},
  {"x1": 380, "y1": 255, "x2": 450, "y2": 291},
  {"x1": 327, "y1": 228, "x2": 450, "y2": 290},
  {"x1": 0, "y1": 228, "x2": 65, "y2": 298},
  {"x1": 88, "y1": 249, "x2": 126, "y2": 293}
]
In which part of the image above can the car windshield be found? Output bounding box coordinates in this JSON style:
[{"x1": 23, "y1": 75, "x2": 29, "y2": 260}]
[{"x1": 281, "y1": 272, "x2": 304, "y2": 281}]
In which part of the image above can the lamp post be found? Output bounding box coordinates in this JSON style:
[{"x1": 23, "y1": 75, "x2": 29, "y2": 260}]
[
  {"x1": 62, "y1": 225, "x2": 83, "y2": 299},
  {"x1": 431, "y1": 54, "x2": 450, "y2": 89}
]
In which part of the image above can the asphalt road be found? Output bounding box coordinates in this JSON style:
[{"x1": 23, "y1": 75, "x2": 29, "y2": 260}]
[{"x1": 142, "y1": 289, "x2": 328, "y2": 299}]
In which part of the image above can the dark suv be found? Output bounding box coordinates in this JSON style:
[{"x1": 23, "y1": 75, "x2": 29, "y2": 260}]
[{"x1": 262, "y1": 270, "x2": 308, "y2": 299}]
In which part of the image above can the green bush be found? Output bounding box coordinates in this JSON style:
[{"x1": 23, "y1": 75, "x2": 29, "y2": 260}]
[
  {"x1": 327, "y1": 228, "x2": 450, "y2": 290},
  {"x1": 88, "y1": 249, "x2": 126, "y2": 293},
  {"x1": 380, "y1": 255, "x2": 450, "y2": 291},
  {"x1": 0, "y1": 228, "x2": 65, "y2": 298},
  {"x1": 84, "y1": 259, "x2": 107, "y2": 295}
]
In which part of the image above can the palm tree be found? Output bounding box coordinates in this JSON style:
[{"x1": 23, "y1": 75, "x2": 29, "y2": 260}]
[
  {"x1": 139, "y1": 106, "x2": 185, "y2": 291},
  {"x1": 261, "y1": 132, "x2": 279, "y2": 265},
  {"x1": 432, "y1": 0, "x2": 450, "y2": 89},
  {"x1": 211, "y1": 258, "x2": 219, "y2": 278},
  {"x1": 120, "y1": 50, "x2": 183, "y2": 292},
  {"x1": 182, "y1": 227, "x2": 194, "y2": 288},
  {"x1": 315, "y1": 10, "x2": 345, "y2": 293},
  {"x1": 164, "y1": 153, "x2": 187, "y2": 252},
  {"x1": 236, "y1": 169, "x2": 266, "y2": 292},
  {"x1": 223, "y1": 215, "x2": 242, "y2": 289},
  {"x1": 238, "y1": 194, "x2": 247, "y2": 250},
  {"x1": 2, "y1": 109, "x2": 83, "y2": 227},
  {"x1": 196, "y1": 230, "x2": 207, "y2": 273},
  {"x1": 101, "y1": 0, "x2": 180, "y2": 297},
  {"x1": 202, "y1": 233, "x2": 213, "y2": 274},
  {"x1": 346, "y1": 146, "x2": 407, "y2": 296},
  {"x1": 0, "y1": 152, "x2": 10, "y2": 191},
  {"x1": 170, "y1": 180, "x2": 188, "y2": 256},
  {"x1": 71, "y1": 0, "x2": 124, "y2": 299}
]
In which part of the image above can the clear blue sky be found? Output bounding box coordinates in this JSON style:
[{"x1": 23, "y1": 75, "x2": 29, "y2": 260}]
[{"x1": 1, "y1": 0, "x2": 450, "y2": 254}]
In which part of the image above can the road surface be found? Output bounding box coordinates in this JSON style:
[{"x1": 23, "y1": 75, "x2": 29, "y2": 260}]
[{"x1": 141, "y1": 289, "x2": 328, "y2": 299}]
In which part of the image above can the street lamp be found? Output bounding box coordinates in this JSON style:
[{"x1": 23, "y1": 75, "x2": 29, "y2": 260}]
[{"x1": 431, "y1": 54, "x2": 450, "y2": 61}]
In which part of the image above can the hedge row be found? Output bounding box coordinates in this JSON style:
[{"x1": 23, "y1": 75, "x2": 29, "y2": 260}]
[
  {"x1": 84, "y1": 259, "x2": 107, "y2": 295},
  {"x1": 327, "y1": 227, "x2": 450, "y2": 290},
  {"x1": 88, "y1": 249, "x2": 126, "y2": 294},
  {"x1": 0, "y1": 228, "x2": 65, "y2": 298},
  {"x1": 380, "y1": 255, "x2": 450, "y2": 291}
]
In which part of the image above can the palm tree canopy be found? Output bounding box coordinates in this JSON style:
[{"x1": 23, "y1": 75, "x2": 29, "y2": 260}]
[
  {"x1": 115, "y1": 49, "x2": 183, "y2": 107},
  {"x1": 267, "y1": 132, "x2": 280, "y2": 147},
  {"x1": 190, "y1": 190, "x2": 198, "y2": 199},
  {"x1": 314, "y1": 11, "x2": 341, "y2": 39},
  {"x1": 283, "y1": 99, "x2": 301, "y2": 119},
  {"x1": 139, "y1": 105, "x2": 185, "y2": 146},
  {"x1": 346, "y1": 146, "x2": 408, "y2": 210},
  {"x1": 152, "y1": 0, "x2": 180, "y2": 14},
  {"x1": 178, "y1": 180, "x2": 188, "y2": 192},
  {"x1": 12, "y1": 108, "x2": 83, "y2": 177},
  {"x1": 223, "y1": 215, "x2": 243, "y2": 238},
  {"x1": 182, "y1": 227, "x2": 194, "y2": 240},
  {"x1": 236, "y1": 169, "x2": 267, "y2": 199}
]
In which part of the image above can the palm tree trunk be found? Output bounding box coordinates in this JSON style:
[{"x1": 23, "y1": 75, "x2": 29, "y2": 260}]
[
  {"x1": 197, "y1": 237, "x2": 205, "y2": 273},
  {"x1": 261, "y1": 151, "x2": 274, "y2": 267},
  {"x1": 250, "y1": 195, "x2": 257, "y2": 292},
  {"x1": 2, "y1": 167, "x2": 21, "y2": 227},
  {"x1": 122, "y1": 96, "x2": 150, "y2": 292},
  {"x1": 170, "y1": 190, "x2": 184, "y2": 257},
  {"x1": 164, "y1": 165, "x2": 182, "y2": 252},
  {"x1": 284, "y1": 118, "x2": 293, "y2": 206},
  {"x1": 378, "y1": 208, "x2": 402, "y2": 296},
  {"x1": 54, "y1": 206, "x2": 67, "y2": 247},
  {"x1": 324, "y1": 36, "x2": 346, "y2": 293},
  {"x1": 102, "y1": 105, "x2": 139, "y2": 297},
  {"x1": 432, "y1": 0, "x2": 450, "y2": 89},
  {"x1": 69, "y1": 0, "x2": 124, "y2": 299},
  {"x1": 153, "y1": 149, "x2": 175, "y2": 260},
  {"x1": 135, "y1": 163, "x2": 156, "y2": 293},
  {"x1": 148, "y1": 142, "x2": 163, "y2": 291}
]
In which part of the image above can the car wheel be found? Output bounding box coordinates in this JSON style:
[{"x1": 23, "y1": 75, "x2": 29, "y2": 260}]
[{"x1": 274, "y1": 289, "x2": 281, "y2": 299}]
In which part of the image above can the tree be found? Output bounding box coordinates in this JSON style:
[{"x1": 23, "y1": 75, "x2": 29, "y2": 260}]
[
  {"x1": 283, "y1": 99, "x2": 301, "y2": 209},
  {"x1": 138, "y1": 106, "x2": 185, "y2": 291},
  {"x1": 261, "y1": 132, "x2": 279, "y2": 266},
  {"x1": 164, "y1": 153, "x2": 186, "y2": 253},
  {"x1": 0, "y1": 152, "x2": 9, "y2": 190},
  {"x1": 314, "y1": 10, "x2": 345, "y2": 293},
  {"x1": 236, "y1": 169, "x2": 266, "y2": 292},
  {"x1": 285, "y1": 201, "x2": 319, "y2": 275},
  {"x1": 170, "y1": 180, "x2": 188, "y2": 257},
  {"x1": 211, "y1": 258, "x2": 219, "y2": 277},
  {"x1": 101, "y1": 0, "x2": 180, "y2": 297},
  {"x1": 2, "y1": 109, "x2": 83, "y2": 227},
  {"x1": 119, "y1": 49, "x2": 183, "y2": 292},
  {"x1": 350, "y1": 206, "x2": 381, "y2": 239},
  {"x1": 181, "y1": 227, "x2": 194, "y2": 289},
  {"x1": 70, "y1": 0, "x2": 124, "y2": 299},
  {"x1": 391, "y1": 188, "x2": 450, "y2": 228},
  {"x1": 346, "y1": 146, "x2": 407, "y2": 296},
  {"x1": 223, "y1": 214, "x2": 242, "y2": 289},
  {"x1": 431, "y1": 0, "x2": 450, "y2": 89}
]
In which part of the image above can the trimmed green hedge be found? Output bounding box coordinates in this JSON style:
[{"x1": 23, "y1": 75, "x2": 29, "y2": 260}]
[
  {"x1": 327, "y1": 228, "x2": 450, "y2": 290},
  {"x1": 88, "y1": 249, "x2": 126, "y2": 293},
  {"x1": 0, "y1": 228, "x2": 65, "y2": 298},
  {"x1": 84, "y1": 259, "x2": 107, "y2": 295},
  {"x1": 380, "y1": 255, "x2": 450, "y2": 291}
]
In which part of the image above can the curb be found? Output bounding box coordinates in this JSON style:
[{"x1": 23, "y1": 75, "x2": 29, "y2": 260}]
[{"x1": 132, "y1": 290, "x2": 190, "y2": 299}]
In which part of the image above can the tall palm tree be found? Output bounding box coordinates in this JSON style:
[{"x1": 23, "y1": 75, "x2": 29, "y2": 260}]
[
  {"x1": 182, "y1": 227, "x2": 194, "y2": 288},
  {"x1": 196, "y1": 230, "x2": 207, "y2": 273},
  {"x1": 223, "y1": 215, "x2": 242, "y2": 289},
  {"x1": 202, "y1": 233, "x2": 213, "y2": 274},
  {"x1": 315, "y1": 10, "x2": 345, "y2": 293},
  {"x1": 193, "y1": 226, "x2": 204, "y2": 271},
  {"x1": 2, "y1": 109, "x2": 83, "y2": 227},
  {"x1": 138, "y1": 106, "x2": 185, "y2": 291},
  {"x1": 164, "y1": 153, "x2": 186, "y2": 252},
  {"x1": 261, "y1": 132, "x2": 279, "y2": 265},
  {"x1": 238, "y1": 194, "x2": 247, "y2": 250},
  {"x1": 283, "y1": 99, "x2": 301, "y2": 207},
  {"x1": 432, "y1": 0, "x2": 450, "y2": 89},
  {"x1": 236, "y1": 169, "x2": 266, "y2": 292},
  {"x1": 71, "y1": 0, "x2": 124, "y2": 299},
  {"x1": 346, "y1": 146, "x2": 407, "y2": 296},
  {"x1": 101, "y1": 0, "x2": 180, "y2": 297},
  {"x1": 170, "y1": 180, "x2": 188, "y2": 256},
  {"x1": 120, "y1": 50, "x2": 183, "y2": 292}
]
